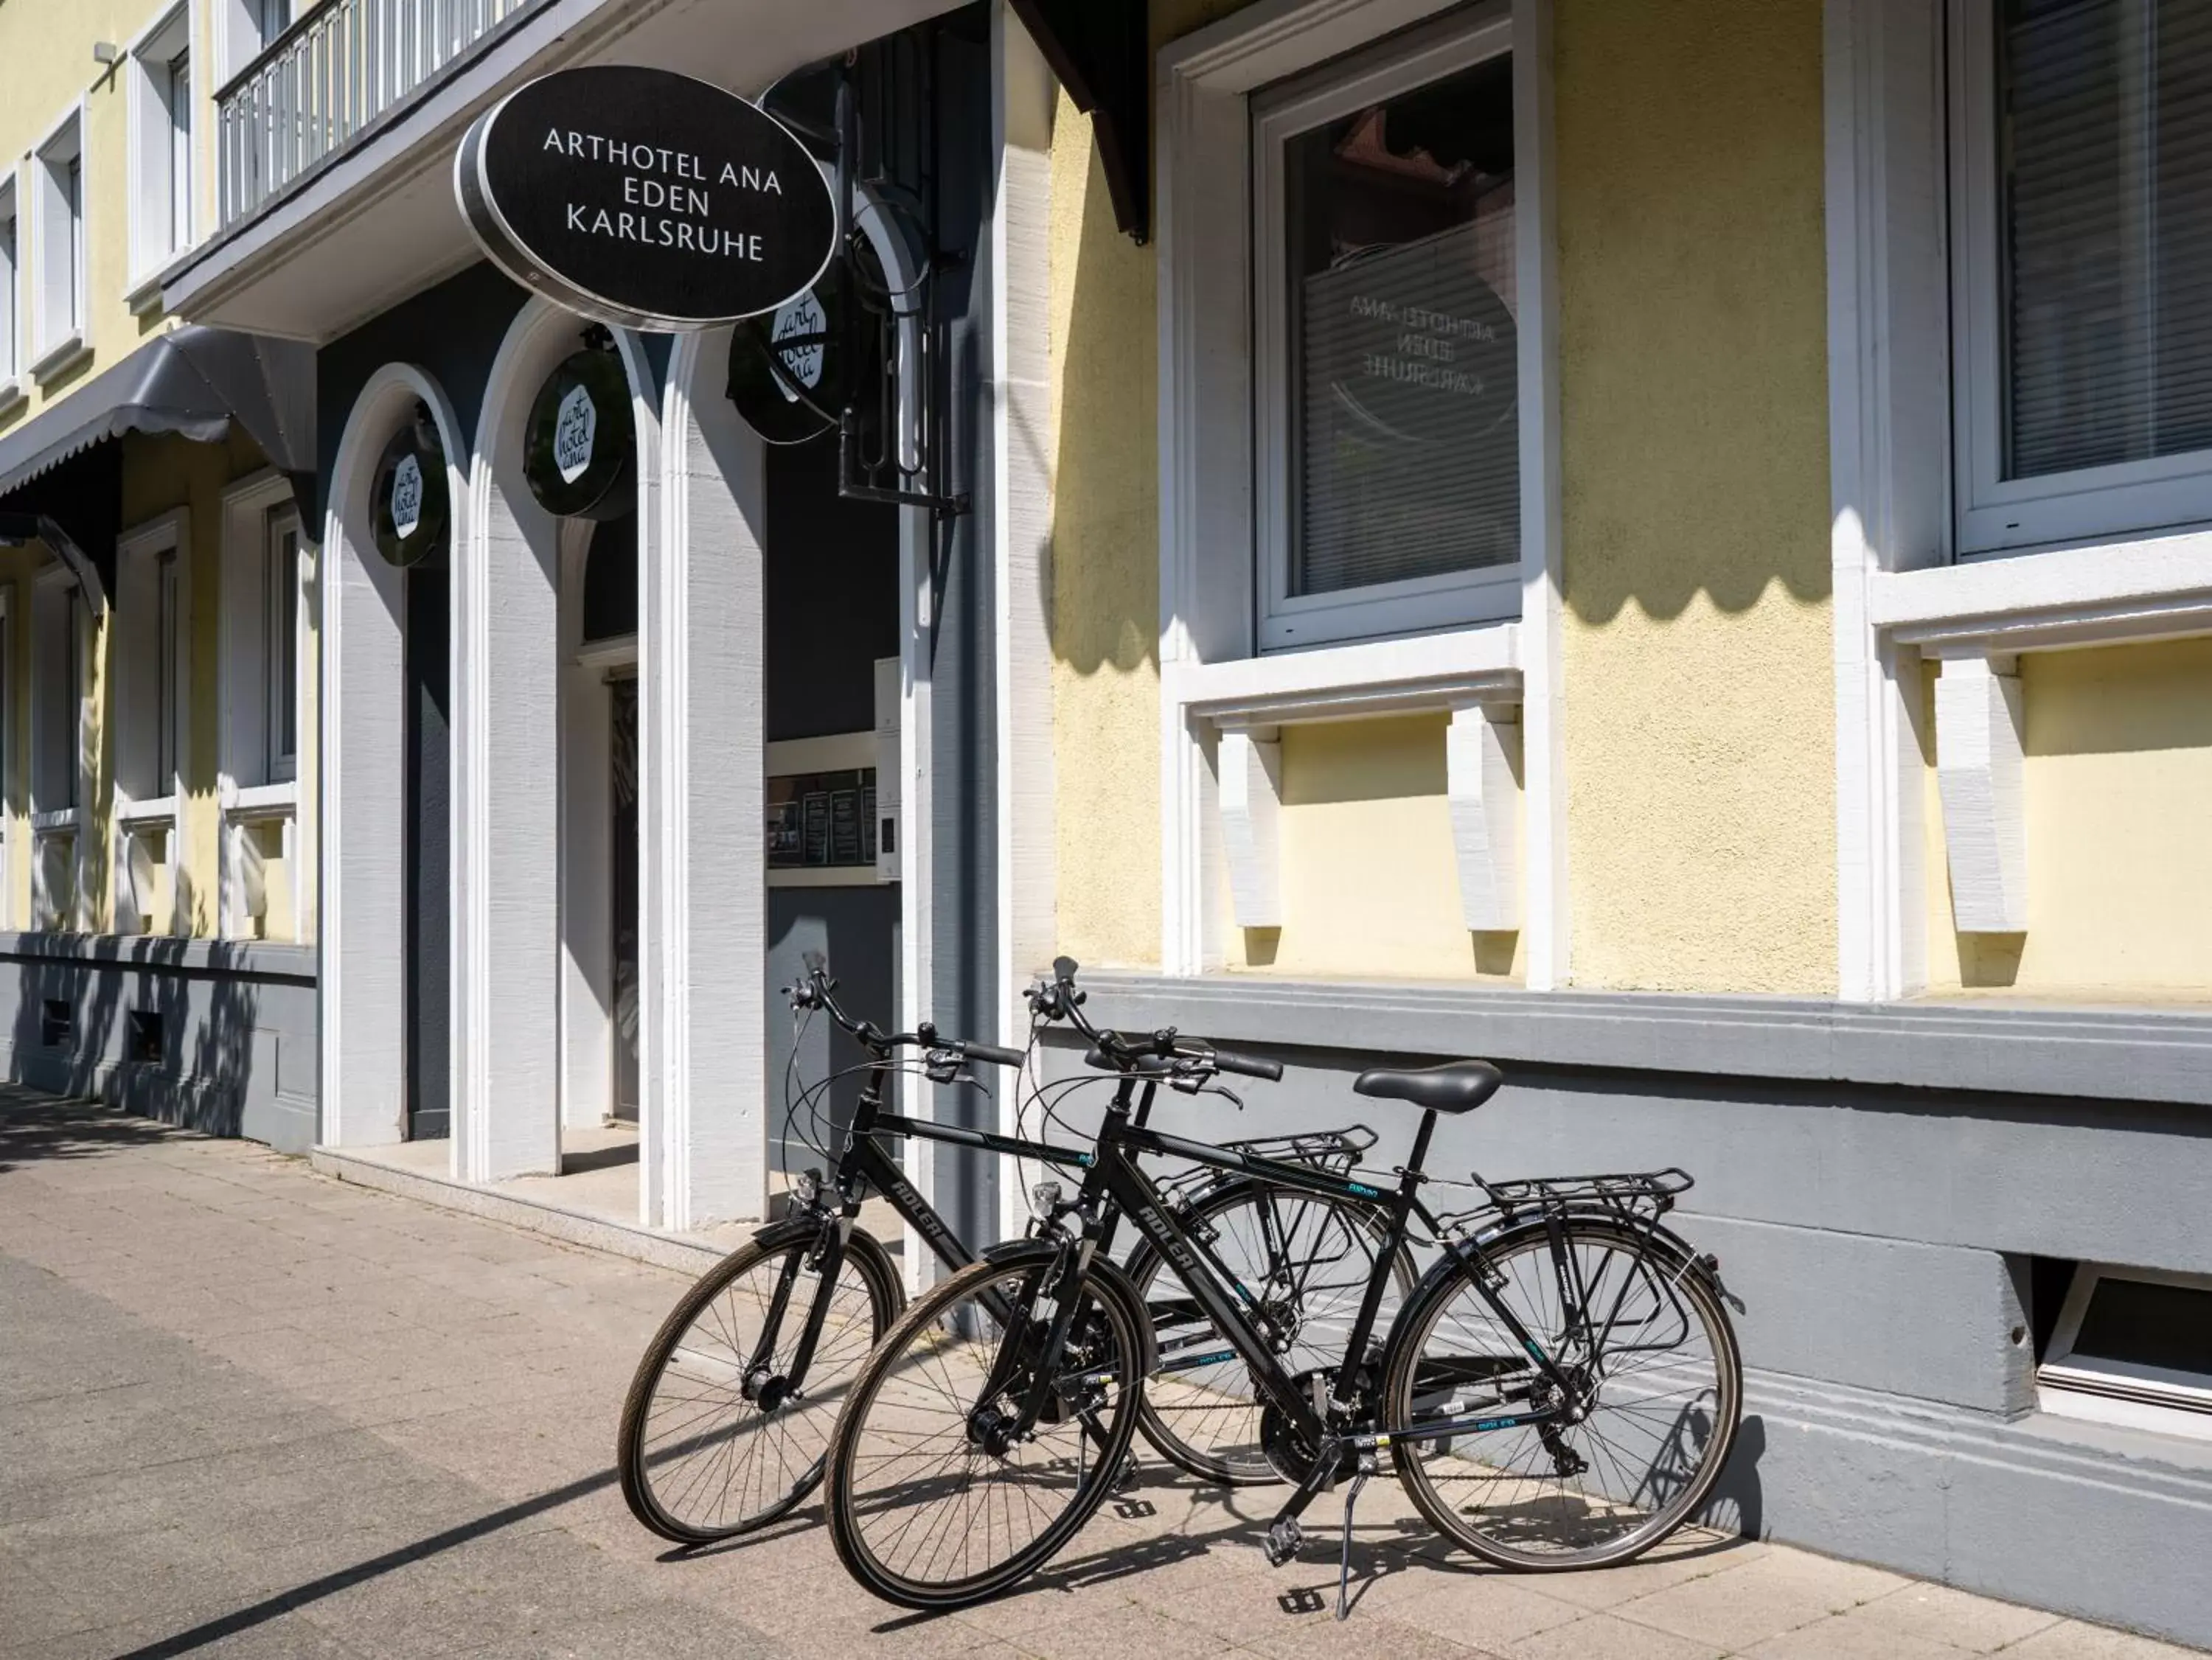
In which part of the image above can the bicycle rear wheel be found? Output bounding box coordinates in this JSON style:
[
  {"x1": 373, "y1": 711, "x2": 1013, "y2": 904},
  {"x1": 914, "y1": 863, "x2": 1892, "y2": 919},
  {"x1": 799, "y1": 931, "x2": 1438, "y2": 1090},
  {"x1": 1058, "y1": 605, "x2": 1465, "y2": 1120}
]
[
  {"x1": 1127, "y1": 1182, "x2": 1411, "y2": 1484},
  {"x1": 1383, "y1": 1218, "x2": 1741, "y2": 1571},
  {"x1": 824, "y1": 1246, "x2": 1145, "y2": 1608},
  {"x1": 618, "y1": 1220, "x2": 900, "y2": 1543}
]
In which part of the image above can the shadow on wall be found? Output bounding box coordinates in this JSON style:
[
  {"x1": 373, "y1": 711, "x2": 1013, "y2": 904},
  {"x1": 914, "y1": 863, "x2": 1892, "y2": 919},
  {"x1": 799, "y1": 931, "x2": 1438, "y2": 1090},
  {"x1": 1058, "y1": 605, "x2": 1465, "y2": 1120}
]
[
  {"x1": 1046, "y1": 107, "x2": 1158, "y2": 681},
  {"x1": 1553, "y1": 0, "x2": 1832, "y2": 627},
  {"x1": 9, "y1": 946, "x2": 262, "y2": 1137}
]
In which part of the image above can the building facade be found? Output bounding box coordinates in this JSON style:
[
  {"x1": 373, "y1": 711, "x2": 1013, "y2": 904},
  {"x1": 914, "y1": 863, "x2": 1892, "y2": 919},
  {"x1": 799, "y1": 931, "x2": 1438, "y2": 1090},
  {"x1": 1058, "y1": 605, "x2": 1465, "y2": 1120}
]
[
  {"x1": 0, "y1": 0, "x2": 319, "y2": 1145},
  {"x1": 4, "y1": 0, "x2": 2205, "y2": 1645}
]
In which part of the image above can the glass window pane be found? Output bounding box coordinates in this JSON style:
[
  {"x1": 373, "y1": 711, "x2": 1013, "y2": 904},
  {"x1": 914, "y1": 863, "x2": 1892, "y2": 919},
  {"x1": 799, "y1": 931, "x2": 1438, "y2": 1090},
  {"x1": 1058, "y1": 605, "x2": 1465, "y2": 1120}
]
[
  {"x1": 169, "y1": 52, "x2": 192, "y2": 252},
  {"x1": 2000, "y1": 0, "x2": 2212, "y2": 479},
  {"x1": 1287, "y1": 52, "x2": 1517, "y2": 599},
  {"x1": 2073, "y1": 1275, "x2": 2212, "y2": 1375}
]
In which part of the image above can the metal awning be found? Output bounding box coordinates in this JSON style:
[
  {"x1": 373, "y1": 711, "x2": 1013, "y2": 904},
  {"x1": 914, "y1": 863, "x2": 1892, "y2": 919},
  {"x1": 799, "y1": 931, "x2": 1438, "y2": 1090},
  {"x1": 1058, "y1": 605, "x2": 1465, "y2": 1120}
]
[
  {"x1": 0, "y1": 326, "x2": 315, "y2": 601},
  {"x1": 1008, "y1": 0, "x2": 1149, "y2": 243}
]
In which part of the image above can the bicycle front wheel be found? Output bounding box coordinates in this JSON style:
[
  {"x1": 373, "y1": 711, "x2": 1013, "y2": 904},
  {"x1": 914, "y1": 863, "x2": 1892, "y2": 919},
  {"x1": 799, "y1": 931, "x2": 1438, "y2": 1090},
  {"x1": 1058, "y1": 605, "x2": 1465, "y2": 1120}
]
[
  {"x1": 824, "y1": 1246, "x2": 1145, "y2": 1608},
  {"x1": 617, "y1": 1221, "x2": 900, "y2": 1544},
  {"x1": 1383, "y1": 1218, "x2": 1742, "y2": 1571}
]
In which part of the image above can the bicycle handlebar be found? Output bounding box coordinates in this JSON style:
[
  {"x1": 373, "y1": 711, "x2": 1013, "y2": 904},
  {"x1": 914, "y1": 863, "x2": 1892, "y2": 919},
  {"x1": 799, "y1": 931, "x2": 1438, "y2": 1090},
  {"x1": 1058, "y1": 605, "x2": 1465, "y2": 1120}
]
[
  {"x1": 788, "y1": 961, "x2": 1026, "y2": 1070},
  {"x1": 1042, "y1": 956, "x2": 1281, "y2": 1086}
]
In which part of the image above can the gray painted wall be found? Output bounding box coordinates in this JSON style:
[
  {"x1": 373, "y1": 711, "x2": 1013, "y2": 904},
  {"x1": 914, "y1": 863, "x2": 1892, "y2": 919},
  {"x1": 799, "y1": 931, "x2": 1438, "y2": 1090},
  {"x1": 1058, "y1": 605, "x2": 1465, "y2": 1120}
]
[
  {"x1": 1036, "y1": 980, "x2": 2212, "y2": 1648},
  {"x1": 0, "y1": 934, "x2": 318, "y2": 1152}
]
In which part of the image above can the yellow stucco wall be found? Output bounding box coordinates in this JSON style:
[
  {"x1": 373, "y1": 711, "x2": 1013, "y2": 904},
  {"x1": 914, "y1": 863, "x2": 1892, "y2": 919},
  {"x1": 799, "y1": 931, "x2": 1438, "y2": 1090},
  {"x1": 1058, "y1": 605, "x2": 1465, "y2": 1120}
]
[
  {"x1": 2, "y1": 1, "x2": 316, "y2": 946},
  {"x1": 1048, "y1": 94, "x2": 1162, "y2": 971},
  {"x1": 1048, "y1": 0, "x2": 1840, "y2": 988},
  {"x1": 1924, "y1": 643, "x2": 2212, "y2": 1000},
  {"x1": 0, "y1": 0, "x2": 203, "y2": 429},
  {"x1": 1553, "y1": 0, "x2": 1836, "y2": 994},
  {"x1": 1220, "y1": 716, "x2": 1524, "y2": 980}
]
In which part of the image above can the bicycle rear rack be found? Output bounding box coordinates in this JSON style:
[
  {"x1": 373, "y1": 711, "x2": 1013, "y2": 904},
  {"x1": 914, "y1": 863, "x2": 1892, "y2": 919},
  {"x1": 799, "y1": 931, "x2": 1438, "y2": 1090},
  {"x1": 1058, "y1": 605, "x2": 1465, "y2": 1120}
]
[
  {"x1": 1155, "y1": 1123, "x2": 1380, "y2": 1207},
  {"x1": 1435, "y1": 1166, "x2": 1694, "y2": 1235}
]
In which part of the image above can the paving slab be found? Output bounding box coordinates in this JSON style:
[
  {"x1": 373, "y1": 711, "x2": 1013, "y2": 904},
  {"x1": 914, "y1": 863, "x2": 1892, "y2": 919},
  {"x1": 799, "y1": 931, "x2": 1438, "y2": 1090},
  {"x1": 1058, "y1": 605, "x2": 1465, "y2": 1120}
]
[{"x1": 1, "y1": 1090, "x2": 2203, "y2": 1660}]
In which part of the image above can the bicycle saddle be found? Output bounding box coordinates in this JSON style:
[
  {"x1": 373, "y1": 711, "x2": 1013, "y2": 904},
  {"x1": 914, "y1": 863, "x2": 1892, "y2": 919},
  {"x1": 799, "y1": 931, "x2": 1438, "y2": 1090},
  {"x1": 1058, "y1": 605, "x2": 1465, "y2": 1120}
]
[{"x1": 1351, "y1": 1060, "x2": 1503, "y2": 1114}]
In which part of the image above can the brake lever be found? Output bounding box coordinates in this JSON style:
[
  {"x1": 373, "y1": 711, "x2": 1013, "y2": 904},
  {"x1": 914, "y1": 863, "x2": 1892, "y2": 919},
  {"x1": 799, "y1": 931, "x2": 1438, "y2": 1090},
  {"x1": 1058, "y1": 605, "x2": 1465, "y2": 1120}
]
[{"x1": 922, "y1": 1049, "x2": 967, "y2": 1086}]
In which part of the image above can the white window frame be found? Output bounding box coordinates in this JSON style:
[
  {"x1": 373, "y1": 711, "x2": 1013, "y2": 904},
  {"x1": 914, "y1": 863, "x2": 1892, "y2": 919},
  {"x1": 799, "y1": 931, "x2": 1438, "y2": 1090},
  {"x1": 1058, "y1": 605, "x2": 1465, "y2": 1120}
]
[
  {"x1": 29, "y1": 103, "x2": 88, "y2": 380},
  {"x1": 2038, "y1": 1263, "x2": 2212, "y2": 1443},
  {"x1": 114, "y1": 512, "x2": 192, "y2": 934},
  {"x1": 1251, "y1": 10, "x2": 1526, "y2": 649},
  {"x1": 29, "y1": 565, "x2": 88, "y2": 933},
  {"x1": 0, "y1": 172, "x2": 21, "y2": 406},
  {"x1": 265, "y1": 505, "x2": 301, "y2": 784},
  {"x1": 125, "y1": 4, "x2": 198, "y2": 310},
  {"x1": 1949, "y1": 0, "x2": 2212, "y2": 557},
  {"x1": 1155, "y1": 0, "x2": 1568, "y2": 984}
]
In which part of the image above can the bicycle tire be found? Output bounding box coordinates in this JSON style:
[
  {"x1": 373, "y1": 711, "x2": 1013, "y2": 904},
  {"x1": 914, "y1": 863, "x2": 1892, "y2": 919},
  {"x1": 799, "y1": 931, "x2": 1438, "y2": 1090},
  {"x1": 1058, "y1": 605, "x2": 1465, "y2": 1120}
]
[
  {"x1": 824, "y1": 1244, "x2": 1148, "y2": 1608},
  {"x1": 618, "y1": 1218, "x2": 902, "y2": 1544},
  {"x1": 1124, "y1": 1180, "x2": 1413, "y2": 1485},
  {"x1": 1382, "y1": 1216, "x2": 1742, "y2": 1572}
]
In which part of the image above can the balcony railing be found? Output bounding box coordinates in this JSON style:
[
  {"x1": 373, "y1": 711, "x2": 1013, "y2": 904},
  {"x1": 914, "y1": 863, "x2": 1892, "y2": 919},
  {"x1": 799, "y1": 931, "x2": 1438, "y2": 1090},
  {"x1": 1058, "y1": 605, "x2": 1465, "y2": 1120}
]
[{"x1": 216, "y1": 0, "x2": 542, "y2": 229}]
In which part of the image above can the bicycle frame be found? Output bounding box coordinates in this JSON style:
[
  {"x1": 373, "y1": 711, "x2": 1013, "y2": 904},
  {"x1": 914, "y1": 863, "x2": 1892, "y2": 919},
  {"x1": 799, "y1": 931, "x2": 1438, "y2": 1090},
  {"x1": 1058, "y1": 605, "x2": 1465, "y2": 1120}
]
[{"x1": 1065, "y1": 1095, "x2": 1591, "y2": 1474}]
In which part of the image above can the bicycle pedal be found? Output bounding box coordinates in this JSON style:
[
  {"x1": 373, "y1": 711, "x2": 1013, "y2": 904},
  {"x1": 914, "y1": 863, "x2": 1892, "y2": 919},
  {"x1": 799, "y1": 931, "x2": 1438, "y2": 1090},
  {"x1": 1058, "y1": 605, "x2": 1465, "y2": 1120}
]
[
  {"x1": 1113, "y1": 1454, "x2": 1142, "y2": 1493},
  {"x1": 1262, "y1": 1516, "x2": 1305, "y2": 1569}
]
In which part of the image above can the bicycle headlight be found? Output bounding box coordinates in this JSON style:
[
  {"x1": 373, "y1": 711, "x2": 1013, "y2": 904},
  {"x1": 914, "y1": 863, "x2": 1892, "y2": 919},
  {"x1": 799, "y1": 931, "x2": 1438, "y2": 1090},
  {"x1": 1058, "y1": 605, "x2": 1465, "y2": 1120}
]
[
  {"x1": 1031, "y1": 1180, "x2": 1063, "y2": 1216},
  {"x1": 793, "y1": 1170, "x2": 822, "y2": 1207}
]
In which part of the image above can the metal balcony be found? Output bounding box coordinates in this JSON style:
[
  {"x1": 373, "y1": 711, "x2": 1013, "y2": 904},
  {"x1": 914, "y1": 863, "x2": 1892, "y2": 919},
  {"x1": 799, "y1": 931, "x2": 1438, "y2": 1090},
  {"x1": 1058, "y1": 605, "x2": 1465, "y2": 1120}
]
[{"x1": 215, "y1": 0, "x2": 546, "y2": 229}]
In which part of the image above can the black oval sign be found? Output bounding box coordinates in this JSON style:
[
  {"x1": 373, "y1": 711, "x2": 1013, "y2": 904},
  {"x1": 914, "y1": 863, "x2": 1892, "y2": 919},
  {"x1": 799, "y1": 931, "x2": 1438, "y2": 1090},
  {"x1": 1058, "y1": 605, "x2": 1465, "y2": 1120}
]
[
  {"x1": 456, "y1": 66, "x2": 838, "y2": 331},
  {"x1": 371, "y1": 414, "x2": 450, "y2": 568},
  {"x1": 524, "y1": 349, "x2": 636, "y2": 519}
]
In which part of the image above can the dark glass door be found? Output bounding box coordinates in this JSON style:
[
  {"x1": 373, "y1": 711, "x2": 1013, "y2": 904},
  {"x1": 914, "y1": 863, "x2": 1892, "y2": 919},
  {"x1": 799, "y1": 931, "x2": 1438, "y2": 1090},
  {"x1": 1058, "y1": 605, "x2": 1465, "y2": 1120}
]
[{"x1": 610, "y1": 675, "x2": 640, "y2": 1123}]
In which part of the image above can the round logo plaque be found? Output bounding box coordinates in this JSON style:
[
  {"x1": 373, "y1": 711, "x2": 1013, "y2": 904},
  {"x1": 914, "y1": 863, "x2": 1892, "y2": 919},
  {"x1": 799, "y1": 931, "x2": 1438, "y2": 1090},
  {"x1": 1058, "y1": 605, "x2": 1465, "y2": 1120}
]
[
  {"x1": 524, "y1": 349, "x2": 635, "y2": 520},
  {"x1": 456, "y1": 65, "x2": 838, "y2": 331},
  {"x1": 371, "y1": 414, "x2": 449, "y2": 568}
]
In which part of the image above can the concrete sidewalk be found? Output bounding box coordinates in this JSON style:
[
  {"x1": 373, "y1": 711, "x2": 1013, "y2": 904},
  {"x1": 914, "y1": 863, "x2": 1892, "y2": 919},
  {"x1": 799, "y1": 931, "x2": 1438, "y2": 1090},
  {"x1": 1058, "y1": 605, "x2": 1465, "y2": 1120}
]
[{"x1": 0, "y1": 1092, "x2": 2199, "y2": 1660}]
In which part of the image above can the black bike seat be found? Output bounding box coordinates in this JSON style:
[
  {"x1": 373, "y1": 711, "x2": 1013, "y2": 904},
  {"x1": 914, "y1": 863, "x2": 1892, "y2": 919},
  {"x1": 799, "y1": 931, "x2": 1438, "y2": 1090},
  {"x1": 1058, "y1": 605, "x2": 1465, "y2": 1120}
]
[{"x1": 1351, "y1": 1061, "x2": 1503, "y2": 1115}]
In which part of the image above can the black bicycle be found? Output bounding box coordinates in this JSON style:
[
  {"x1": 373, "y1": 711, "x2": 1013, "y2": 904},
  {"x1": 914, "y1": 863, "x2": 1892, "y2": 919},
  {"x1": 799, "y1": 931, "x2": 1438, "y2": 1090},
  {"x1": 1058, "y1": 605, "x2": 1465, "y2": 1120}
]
[
  {"x1": 616, "y1": 959, "x2": 1405, "y2": 1543},
  {"x1": 822, "y1": 958, "x2": 1743, "y2": 1612}
]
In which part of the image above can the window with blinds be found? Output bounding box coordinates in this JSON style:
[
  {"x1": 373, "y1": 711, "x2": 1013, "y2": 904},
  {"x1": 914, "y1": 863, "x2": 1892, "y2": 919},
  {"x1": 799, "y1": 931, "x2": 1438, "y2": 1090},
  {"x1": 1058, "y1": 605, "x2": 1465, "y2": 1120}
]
[
  {"x1": 1285, "y1": 54, "x2": 1517, "y2": 604},
  {"x1": 2000, "y1": 0, "x2": 2212, "y2": 482},
  {"x1": 1252, "y1": 13, "x2": 1525, "y2": 649}
]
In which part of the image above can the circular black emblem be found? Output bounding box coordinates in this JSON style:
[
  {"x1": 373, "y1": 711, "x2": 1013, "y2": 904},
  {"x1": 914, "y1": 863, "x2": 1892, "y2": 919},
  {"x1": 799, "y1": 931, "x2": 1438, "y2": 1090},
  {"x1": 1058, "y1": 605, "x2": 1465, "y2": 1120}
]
[
  {"x1": 456, "y1": 65, "x2": 838, "y2": 331},
  {"x1": 725, "y1": 263, "x2": 880, "y2": 445},
  {"x1": 524, "y1": 348, "x2": 636, "y2": 520},
  {"x1": 371, "y1": 411, "x2": 450, "y2": 568}
]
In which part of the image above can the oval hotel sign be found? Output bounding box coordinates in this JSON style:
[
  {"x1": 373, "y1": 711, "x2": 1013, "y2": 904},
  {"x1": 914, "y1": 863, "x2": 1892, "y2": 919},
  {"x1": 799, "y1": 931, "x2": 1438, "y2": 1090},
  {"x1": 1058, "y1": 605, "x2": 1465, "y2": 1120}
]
[{"x1": 456, "y1": 66, "x2": 838, "y2": 331}]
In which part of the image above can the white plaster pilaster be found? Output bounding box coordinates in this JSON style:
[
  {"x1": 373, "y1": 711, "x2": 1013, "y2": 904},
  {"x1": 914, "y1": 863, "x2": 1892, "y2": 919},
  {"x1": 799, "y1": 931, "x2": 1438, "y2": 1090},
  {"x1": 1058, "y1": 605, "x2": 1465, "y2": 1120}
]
[
  {"x1": 648, "y1": 328, "x2": 768, "y2": 1231},
  {"x1": 1217, "y1": 725, "x2": 1284, "y2": 930},
  {"x1": 456, "y1": 301, "x2": 573, "y2": 1185},
  {"x1": 1447, "y1": 700, "x2": 1521, "y2": 931},
  {"x1": 1933, "y1": 653, "x2": 2027, "y2": 935}
]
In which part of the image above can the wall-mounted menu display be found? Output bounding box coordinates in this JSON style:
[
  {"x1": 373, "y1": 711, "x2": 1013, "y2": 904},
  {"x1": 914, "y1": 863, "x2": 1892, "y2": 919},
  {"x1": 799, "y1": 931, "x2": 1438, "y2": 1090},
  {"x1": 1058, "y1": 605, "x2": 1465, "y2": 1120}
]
[{"x1": 768, "y1": 767, "x2": 878, "y2": 870}]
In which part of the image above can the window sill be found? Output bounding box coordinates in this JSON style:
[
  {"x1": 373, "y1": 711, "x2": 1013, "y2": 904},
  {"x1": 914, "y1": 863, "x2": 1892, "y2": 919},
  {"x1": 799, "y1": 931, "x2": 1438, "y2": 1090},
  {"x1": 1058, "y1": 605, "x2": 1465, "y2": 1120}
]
[
  {"x1": 28, "y1": 809, "x2": 80, "y2": 834},
  {"x1": 1868, "y1": 527, "x2": 2212, "y2": 654},
  {"x1": 1170, "y1": 621, "x2": 1523, "y2": 728},
  {"x1": 116, "y1": 794, "x2": 178, "y2": 826},
  {"x1": 228, "y1": 781, "x2": 296, "y2": 819},
  {"x1": 0, "y1": 379, "x2": 23, "y2": 419},
  {"x1": 124, "y1": 270, "x2": 168, "y2": 318},
  {"x1": 28, "y1": 334, "x2": 91, "y2": 386}
]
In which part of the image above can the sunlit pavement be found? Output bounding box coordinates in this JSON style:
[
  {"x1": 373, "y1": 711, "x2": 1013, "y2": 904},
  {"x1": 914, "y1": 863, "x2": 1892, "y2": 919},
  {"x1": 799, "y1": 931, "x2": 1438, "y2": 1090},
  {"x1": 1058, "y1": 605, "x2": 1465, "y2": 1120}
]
[{"x1": 1, "y1": 1092, "x2": 2199, "y2": 1660}]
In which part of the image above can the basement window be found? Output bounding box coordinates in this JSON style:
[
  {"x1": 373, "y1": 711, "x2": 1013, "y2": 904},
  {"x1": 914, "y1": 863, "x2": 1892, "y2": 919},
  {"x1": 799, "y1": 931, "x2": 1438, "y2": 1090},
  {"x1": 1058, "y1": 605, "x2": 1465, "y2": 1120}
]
[{"x1": 2039, "y1": 1263, "x2": 2212, "y2": 1442}]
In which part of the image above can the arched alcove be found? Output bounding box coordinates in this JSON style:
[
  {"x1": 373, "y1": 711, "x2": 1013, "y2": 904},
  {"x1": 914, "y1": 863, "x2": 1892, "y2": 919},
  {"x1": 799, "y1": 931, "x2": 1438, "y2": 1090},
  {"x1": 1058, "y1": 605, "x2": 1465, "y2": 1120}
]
[{"x1": 319, "y1": 366, "x2": 467, "y2": 1152}]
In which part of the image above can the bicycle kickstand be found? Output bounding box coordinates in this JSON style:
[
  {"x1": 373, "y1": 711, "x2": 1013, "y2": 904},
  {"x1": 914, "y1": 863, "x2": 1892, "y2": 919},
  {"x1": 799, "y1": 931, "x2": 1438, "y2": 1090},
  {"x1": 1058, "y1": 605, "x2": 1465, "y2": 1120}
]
[{"x1": 1335, "y1": 1469, "x2": 1370, "y2": 1621}]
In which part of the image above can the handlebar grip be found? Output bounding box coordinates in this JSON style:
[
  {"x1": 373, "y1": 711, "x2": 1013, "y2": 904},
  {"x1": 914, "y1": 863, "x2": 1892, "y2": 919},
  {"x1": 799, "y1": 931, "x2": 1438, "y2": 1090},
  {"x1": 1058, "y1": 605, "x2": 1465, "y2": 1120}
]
[
  {"x1": 1209, "y1": 1048, "x2": 1284, "y2": 1082},
  {"x1": 959, "y1": 1041, "x2": 1027, "y2": 1069}
]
